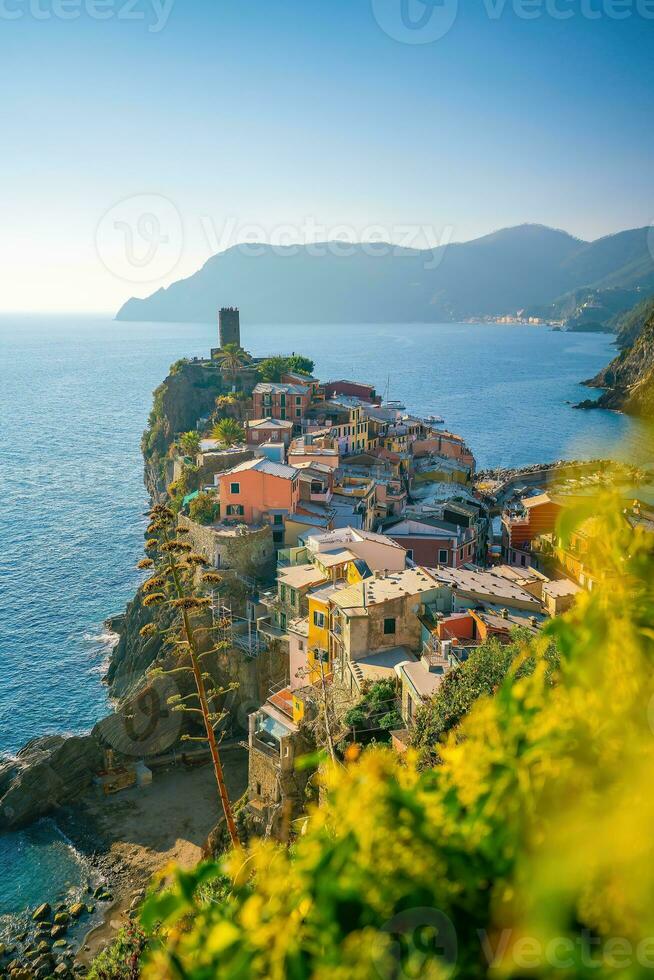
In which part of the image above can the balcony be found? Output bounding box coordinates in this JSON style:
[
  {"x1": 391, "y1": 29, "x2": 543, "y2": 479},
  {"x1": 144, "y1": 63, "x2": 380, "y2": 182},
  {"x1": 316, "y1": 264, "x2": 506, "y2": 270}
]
[{"x1": 256, "y1": 617, "x2": 290, "y2": 643}]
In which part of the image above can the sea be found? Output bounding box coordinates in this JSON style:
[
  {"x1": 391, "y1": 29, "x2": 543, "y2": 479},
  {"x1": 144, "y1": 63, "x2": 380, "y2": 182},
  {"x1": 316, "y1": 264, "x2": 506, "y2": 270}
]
[{"x1": 0, "y1": 314, "x2": 647, "y2": 932}]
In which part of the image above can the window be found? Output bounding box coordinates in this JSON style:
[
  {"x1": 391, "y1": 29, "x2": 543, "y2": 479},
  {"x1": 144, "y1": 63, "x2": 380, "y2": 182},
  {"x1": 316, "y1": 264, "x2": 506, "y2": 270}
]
[
  {"x1": 313, "y1": 610, "x2": 325, "y2": 629},
  {"x1": 280, "y1": 394, "x2": 286, "y2": 406},
  {"x1": 295, "y1": 395, "x2": 302, "y2": 404},
  {"x1": 280, "y1": 612, "x2": 287, "y2": 629},
  {"x1": 226, "y1": 504, "x2": 244, "y2": 516},
  {"x1": 230, "y1": 482, "x2": 240, "y2": 494},
  {"x1": 280, "y1": 409, "x2": 286, "y2": 419},
  {"x1": 280, "y1": 584, "x2": 287, "y2": 602},
  {"x1": 296, "y1": 408, "x2": 302, "y2": 417},
  {"x1": 383, "y1": 617, "x2": 396, "y2": 635},
  {"x1": 273, "y1": 529, "x2": 284, "y2": 544},
  {"x1": 406, "y1": 549, "x2": 414, "y2": 561},
  {"x1": 438, "y1": 549, "x2": 449, "y2": 564},
  {"x1": 273, "y1": 514, "x2": 284, "y2": 525},
  {"x1": 256, "y1": 781, "x2": 262, "y2": 795}
]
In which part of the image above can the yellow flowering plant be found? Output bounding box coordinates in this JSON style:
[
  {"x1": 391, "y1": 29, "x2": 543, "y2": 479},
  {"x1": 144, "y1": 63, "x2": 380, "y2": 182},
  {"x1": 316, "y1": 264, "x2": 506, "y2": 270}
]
[{"x1": 138, "y1": 482, "x2": 654, "y2": 979}]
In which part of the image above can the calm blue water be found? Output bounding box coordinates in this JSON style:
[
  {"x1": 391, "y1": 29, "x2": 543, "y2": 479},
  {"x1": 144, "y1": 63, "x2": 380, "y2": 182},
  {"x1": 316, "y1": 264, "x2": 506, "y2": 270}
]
[
  {"x1": 0, "y1": 314, "x2": 644, "y2": 925},
  {"x1": 0, "y1": 820, "x2": 93, "y2": 939}
]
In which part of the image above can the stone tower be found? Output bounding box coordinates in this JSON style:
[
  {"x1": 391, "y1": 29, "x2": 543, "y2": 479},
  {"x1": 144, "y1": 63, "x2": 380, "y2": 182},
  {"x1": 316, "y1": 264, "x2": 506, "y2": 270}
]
[{"x1": 219, "y1": 307, "x2": 240, "y2": 348}]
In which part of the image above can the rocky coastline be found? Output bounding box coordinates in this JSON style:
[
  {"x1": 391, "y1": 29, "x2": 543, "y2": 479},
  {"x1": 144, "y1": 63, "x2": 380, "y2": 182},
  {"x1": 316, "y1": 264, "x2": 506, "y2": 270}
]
[{"x1": 575, "y1": 299, "x2": 654, "y2": 415}]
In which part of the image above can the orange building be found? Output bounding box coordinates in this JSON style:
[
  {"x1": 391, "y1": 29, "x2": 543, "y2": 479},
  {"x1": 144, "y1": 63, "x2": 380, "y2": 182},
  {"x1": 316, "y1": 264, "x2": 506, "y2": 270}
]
[{"x1": 218, "y1": 458, "x2": 300, "y2": 542}]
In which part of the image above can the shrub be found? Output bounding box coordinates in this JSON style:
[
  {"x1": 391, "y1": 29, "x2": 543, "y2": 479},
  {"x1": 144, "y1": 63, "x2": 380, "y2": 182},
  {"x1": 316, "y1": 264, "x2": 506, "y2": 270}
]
[
  {"x1": 88, "y1": 923, "x2": 148, "y2": 979},
  {"x1": 189, "y1": 491, "x2": 219, "y2": 526}
]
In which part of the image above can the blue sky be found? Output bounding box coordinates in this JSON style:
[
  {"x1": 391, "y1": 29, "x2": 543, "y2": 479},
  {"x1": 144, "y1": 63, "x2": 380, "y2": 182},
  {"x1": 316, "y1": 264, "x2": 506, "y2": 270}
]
[{"x1": 1, "y1": 0, "x2": 653, "y2": 311}]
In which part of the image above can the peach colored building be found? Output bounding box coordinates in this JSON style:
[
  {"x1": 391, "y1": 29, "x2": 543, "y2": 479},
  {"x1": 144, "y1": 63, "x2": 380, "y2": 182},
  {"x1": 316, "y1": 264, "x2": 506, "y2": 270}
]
[{"x1": 218, "y1": 458, "x2": 300, "y2": 527}]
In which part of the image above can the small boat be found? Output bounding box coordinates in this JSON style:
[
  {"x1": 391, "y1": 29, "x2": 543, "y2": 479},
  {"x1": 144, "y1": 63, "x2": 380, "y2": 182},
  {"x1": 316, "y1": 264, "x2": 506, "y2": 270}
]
[
  {"x1": 424, "y1": 413, "x2": 445, "y2": 425},
  {"x1": 384, "y1": 399, "x2": 406, "y2": 411}
]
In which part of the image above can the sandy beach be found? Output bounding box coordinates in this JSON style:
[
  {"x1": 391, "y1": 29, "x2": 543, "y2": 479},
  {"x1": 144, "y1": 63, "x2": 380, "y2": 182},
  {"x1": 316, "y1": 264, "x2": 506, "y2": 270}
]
[{"x1": 68, "y1": 747, "x2": 248, "y2": 966}]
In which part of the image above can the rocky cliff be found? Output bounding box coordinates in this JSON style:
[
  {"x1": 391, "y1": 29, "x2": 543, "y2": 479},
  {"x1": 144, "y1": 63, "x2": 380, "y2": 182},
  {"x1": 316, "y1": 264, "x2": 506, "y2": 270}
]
[
  {"x1": 579, "y1": 301, "x2": 654, "y2": 416},
  {"x1": 142, "y1": 359, "x2": 226, "y2": 493}
]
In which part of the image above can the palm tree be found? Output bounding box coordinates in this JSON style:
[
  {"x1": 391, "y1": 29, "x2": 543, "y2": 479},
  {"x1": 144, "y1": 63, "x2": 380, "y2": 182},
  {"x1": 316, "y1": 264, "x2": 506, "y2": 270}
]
[
  {"x1": 216, "y1": 343, "x2": 249, "y2": 387},
  {"x1": 211, "y1": 418, "x2": 244, "y2": 446}
]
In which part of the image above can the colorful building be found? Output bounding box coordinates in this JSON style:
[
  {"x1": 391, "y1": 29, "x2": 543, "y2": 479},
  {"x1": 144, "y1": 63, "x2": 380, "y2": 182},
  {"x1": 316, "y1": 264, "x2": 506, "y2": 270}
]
[
  {"x1": 323, "y1": 379, "x2": 381, "y2": 404},
  {"x1": 502, "y1": 492, "x2": 564, "y2": 567},
  {"x1": 218, "y1": 457, "x2": 300, "y2": 545},
  {"x1": 252, "y1": 382, "x2": 312, "y2": 425},
  {"x1": 385, "y1": 517, "x2": 477, "y2": 567},
  {"x1": 246, "y1": 417, "x2": 294, "y2": 449}
]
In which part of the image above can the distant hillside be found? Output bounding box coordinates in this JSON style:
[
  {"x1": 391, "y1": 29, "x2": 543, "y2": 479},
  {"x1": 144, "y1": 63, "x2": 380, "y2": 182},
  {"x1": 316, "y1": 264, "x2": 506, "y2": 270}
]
[
  {"x1": 116, "y1": 223, "x2": 654, "y2": 325},
  {"x1": 580, "y1": 298, "x2": 654, "y2": 417}
]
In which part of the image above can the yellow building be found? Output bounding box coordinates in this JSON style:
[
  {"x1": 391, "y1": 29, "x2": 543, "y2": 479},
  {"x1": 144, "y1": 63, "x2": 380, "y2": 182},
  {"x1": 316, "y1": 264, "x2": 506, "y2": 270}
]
[{"x1": 307, "y1": 584, "x2": 334, "y2": 682}]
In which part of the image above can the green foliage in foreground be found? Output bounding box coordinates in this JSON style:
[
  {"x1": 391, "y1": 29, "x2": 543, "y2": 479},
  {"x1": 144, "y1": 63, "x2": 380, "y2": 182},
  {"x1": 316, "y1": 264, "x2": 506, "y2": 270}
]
[{"x1": 100, "y1": 488, "x2": 654, "y2": 979}]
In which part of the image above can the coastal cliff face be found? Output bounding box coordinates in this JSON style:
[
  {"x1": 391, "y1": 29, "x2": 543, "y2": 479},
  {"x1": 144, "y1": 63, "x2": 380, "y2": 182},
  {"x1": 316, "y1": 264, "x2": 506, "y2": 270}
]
[
  {"x1": 106, "y1": 588, "x2": 175, "y2": 700},
  {"x1": 142, "y1": 359, "x2": 226, "y2": 493},
  {"x1": 581, "y1": 302, "x2": 654, "y2": 416}
]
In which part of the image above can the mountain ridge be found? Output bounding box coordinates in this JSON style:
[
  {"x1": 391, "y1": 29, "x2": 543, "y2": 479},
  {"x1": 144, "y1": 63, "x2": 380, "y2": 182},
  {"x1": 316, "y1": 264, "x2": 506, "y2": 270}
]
[{"x1": 116, "y1": 223, "x2": 654, "y2": 325}]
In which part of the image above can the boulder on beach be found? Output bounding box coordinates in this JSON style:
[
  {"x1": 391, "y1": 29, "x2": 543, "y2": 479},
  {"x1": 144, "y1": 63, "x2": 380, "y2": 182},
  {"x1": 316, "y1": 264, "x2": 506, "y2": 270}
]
[{"x1": 32, "y1": 903, "x2": 52, "y2": 922}]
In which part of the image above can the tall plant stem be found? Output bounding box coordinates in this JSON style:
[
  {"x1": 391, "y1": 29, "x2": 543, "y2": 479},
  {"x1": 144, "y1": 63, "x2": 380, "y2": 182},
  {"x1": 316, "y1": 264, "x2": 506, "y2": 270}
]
[{"x1": 165, "y1": 542, "x2": 240, "y2": 849}]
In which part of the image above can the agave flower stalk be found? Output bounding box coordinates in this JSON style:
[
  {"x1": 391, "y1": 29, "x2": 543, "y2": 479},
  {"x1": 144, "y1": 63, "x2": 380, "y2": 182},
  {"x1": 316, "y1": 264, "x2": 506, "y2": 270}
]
[{"x1": 144, "y1": 505, "x2": 240, "y2": 849}]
